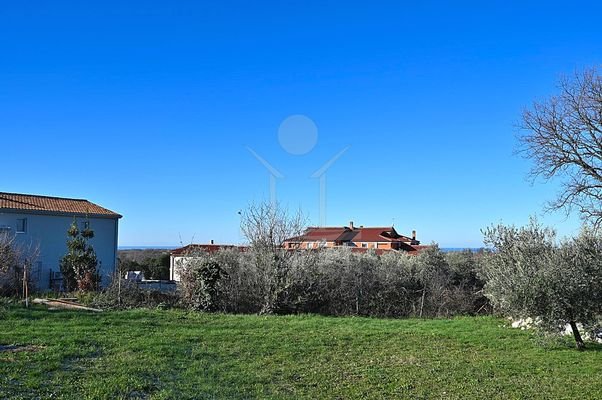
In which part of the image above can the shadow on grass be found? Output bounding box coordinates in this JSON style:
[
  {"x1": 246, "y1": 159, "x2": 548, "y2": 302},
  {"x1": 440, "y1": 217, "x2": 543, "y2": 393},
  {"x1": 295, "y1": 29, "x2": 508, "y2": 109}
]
[
  {"x1": 582, "y1": 342, "x2": 602, "y2": 352},
  {"x1": 536, "y1": 334, "x2": 602, "y2": 352}
]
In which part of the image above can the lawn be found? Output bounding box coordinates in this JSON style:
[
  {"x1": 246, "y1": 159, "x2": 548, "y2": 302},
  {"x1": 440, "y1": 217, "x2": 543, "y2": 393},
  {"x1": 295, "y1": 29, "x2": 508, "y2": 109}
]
[{"x1": 1, "y1": 307, "x2": 601, "y2": 399}]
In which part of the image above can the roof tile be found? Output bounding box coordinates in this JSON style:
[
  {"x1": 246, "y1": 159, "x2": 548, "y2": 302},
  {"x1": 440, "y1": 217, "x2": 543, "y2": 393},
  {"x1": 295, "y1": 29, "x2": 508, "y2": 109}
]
[{"x1": 0, "y1": 192, "x2": 121, "y2": 218}]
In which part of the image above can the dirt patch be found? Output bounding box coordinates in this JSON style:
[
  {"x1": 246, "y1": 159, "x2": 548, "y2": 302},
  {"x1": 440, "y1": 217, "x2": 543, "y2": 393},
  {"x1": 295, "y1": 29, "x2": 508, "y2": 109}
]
[{"x1": 0, "y1": 344, "x2": 43, "y2": 353}]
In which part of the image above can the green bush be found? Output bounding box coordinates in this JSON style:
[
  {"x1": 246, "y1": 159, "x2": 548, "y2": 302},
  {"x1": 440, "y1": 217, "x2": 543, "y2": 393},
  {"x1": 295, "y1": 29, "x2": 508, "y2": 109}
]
[
  {"x1": 179, "y1": 258, "x2": 227, "y2": 311},
  {"x1": 481, "y1": 220, "x2": 602, "y2": 349}
]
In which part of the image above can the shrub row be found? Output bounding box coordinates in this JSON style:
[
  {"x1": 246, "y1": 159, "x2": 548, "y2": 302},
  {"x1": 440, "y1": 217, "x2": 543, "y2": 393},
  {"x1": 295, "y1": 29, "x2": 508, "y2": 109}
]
[{"x1": 177, "y1": 246, "x2": 489, "y2": 318}]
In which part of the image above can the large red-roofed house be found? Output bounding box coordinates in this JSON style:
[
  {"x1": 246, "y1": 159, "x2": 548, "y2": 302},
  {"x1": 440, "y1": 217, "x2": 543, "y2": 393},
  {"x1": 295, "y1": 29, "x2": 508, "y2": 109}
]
[
  {"x1": 284, "y1": 222, "x2": 426, "y2": 254},
  {"x1": 169, "y1": 223, "x2": 427, "y2": 281}
]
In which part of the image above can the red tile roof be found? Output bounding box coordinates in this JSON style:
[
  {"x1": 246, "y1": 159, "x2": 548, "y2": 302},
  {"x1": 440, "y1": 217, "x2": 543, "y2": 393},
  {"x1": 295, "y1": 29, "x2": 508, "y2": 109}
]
[
  {"x1": 291, "y1": 226, "x2": 419, "y2": 244},
  {"x1": 296, "y1": 227, "x2": 349, "y2": 241},
  {"x1": 0, "y1": 192, "x2": 121, "y2": 218}
]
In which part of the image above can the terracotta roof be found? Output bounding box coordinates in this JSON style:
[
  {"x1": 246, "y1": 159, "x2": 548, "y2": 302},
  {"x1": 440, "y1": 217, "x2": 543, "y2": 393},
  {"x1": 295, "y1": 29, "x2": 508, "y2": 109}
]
[
  {"x1": 171, "y1": 244, "x2": 248, "y2": 255},
  {"x1": 0, "y1": 192, "x2": 121, "y2": 218},
  {"x1": 294, "y1": 227, "x2": 348, "y2": 241},
  {"x1": 291, "y1": 226, "x2": 419, "y2": 245}
]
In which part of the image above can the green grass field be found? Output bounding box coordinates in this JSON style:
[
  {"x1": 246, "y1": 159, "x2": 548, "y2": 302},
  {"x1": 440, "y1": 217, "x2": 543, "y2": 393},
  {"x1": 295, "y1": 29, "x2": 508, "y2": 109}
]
[{"x1": 1, "y1": 307, "x2": 601, "y2": 399}]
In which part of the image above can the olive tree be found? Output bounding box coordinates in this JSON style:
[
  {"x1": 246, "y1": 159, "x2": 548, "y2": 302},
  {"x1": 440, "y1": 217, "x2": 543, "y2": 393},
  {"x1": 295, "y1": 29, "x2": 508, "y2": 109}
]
[
  {"x1": 552, "y1": 230, "x2": 602, "y2": 347},
  {"x1": 481, "y1": 219, "x2": 602, "y2": 349}
]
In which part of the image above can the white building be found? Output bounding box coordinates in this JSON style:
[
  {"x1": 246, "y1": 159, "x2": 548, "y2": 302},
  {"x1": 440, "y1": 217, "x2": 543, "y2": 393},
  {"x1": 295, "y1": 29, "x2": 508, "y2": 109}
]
[
  {"x1": 0, "y1": 192, "x2": 121, "y2": 290},
  {"x1": 169, "y1": 243, "x2": 247, "y2": 282}
]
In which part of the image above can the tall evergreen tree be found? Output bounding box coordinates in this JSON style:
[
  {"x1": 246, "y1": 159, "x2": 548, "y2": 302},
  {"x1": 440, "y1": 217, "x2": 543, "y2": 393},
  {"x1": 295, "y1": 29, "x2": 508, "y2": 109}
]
[{"x1": 60, "y1": 219, "x2": 99, "y2": 292}]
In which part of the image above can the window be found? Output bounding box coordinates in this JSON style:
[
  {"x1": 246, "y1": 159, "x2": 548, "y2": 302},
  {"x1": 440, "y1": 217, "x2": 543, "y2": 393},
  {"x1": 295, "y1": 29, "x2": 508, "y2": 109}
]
[
  {"x1": 361, "y1": 243, "x2": 368, "y2": 248},
  {"x1": 16, "y1": 218, "x2": 27, "y2": 233}
]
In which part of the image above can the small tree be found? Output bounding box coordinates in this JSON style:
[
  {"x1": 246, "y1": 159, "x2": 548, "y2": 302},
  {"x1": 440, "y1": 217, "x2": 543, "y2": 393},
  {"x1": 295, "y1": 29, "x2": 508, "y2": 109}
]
[
  {"x1": 415, "y1": 245, "x2": 452, "y2": 317},
  {"x1": 60, "y1": 219, "x2": 99, "y2": 292},
  {"x1": 0, "y1": 232, "x2": 22, "y2": 297},
  {"x1": 180, "y1": 257, "x2": 228, "y2": 312},
  {"x1": 481, "y1": 219, "x2": 602, "y2": 350},
  {"x1": 552, "y1": 229, "x2": 602, "y2": 348},
  {"x1": 240, "y1": 201, "x2": 306, "y2": 314},
  {"x1": 0, "y1": 231, "x2": 39, "y2": 300},
  {"x1": 445, "y1": 250, "x2": 489, "y2": 315},
  {"x1": 0, "y1": 232, "x2": 19, "y2": 275}
]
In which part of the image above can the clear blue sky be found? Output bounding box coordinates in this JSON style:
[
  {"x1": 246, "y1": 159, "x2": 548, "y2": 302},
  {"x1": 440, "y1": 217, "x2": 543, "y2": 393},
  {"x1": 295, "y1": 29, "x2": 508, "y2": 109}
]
[{"x1": 2, "y1": 1, "x2": 601, "y2": 247}]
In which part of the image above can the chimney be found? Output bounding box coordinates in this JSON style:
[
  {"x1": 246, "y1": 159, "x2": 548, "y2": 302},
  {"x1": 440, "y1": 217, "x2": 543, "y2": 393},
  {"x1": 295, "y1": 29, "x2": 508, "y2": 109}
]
[
  {"x1": 210, "y1": 239, "x2": 215, "y2": 245},
  {"x1": 412, "y1": 230, "x2": 416, "y2": 241},
  {"x1": 349, "y1": 221, "x2": 354, "y2": 230}
]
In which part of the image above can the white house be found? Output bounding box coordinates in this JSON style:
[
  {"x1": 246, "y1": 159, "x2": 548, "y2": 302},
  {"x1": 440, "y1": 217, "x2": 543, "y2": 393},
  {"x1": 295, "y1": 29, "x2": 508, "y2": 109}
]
[
  {"x1": 0, "y1": 192, "x2": 121, "y2": 290},
  {"x1": 169, "y1": 243, "x2": 247, "y2": 282}
]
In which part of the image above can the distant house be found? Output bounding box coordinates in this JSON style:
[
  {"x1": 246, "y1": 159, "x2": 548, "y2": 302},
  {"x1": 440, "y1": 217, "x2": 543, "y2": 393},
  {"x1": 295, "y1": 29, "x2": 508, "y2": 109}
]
[
  {"x1": 169, "y1": 223, "x2": 426, "y2": 282},
  {"x1": 169, "y1": 242, "x2": 248, "y2": 281},
  {"x1": 284, "y1": 221, "x2": 427, "y2": 254},
  {"x1": 0, "y1": 192, "x2": 122, "y2": 290}
]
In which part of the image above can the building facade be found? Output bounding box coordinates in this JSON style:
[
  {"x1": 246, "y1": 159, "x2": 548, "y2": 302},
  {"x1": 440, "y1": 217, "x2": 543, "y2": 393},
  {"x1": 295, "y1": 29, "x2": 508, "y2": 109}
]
[
  {"x1": 0, "y1": 192, "x2": 121, "y2": 290},
  {"x1": 169, "y1": 223, "x2": 426, "y2": 282}
]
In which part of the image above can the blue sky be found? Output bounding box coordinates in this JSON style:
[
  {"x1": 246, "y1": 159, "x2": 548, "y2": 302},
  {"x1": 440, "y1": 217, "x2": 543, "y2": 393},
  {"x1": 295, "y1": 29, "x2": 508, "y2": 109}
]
[{"x1": 1, "y1": 1, "x2": 601, "y2": 247}]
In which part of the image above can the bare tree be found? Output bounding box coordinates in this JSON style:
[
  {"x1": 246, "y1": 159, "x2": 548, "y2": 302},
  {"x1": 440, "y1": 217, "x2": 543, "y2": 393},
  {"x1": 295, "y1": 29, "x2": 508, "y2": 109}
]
[
  {"x1": 0, "y1": 232, "x2": 40, "y2": 303},
  {"x1": 240, "y1": 201, "x2": 306, "y2": 314},
  {"x1": 240, "y1": 202, "x2": 306, "y2": 251},
  {"x1": 0, "y1": 232, "x2": 19, "y2": 275},
  {"x1": 520, "y1": 67, "x2": 602, "y2": 226}
]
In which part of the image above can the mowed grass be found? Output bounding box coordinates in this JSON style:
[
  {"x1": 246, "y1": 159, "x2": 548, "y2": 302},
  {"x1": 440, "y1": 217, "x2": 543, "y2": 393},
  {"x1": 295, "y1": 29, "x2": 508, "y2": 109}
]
[{"x1": 1, "y1": 308, "x2": 601, "y2": 400}]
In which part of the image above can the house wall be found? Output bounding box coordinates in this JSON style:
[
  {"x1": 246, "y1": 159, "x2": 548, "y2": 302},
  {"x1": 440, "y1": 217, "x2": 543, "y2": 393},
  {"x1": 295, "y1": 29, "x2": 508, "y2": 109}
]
[
  {"x1": 351, "y1": 241, "x2": 385, "y2": 249},
  {"x1": 0, "y1": 211, "x2": 119, "y2": 290},
  {"x1": 170, "y1": 256, "x2": 195, "y2": 282},
  {"x1": 286, "y1": 240, "x2": 406, "y2": 250}
]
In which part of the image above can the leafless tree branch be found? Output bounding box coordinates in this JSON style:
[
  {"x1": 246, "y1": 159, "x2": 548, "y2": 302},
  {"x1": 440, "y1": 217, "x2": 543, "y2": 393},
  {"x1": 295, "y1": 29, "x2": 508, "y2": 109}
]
[{"x1": 519, "y1": 67, "x2": 602, "y2": 228}]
